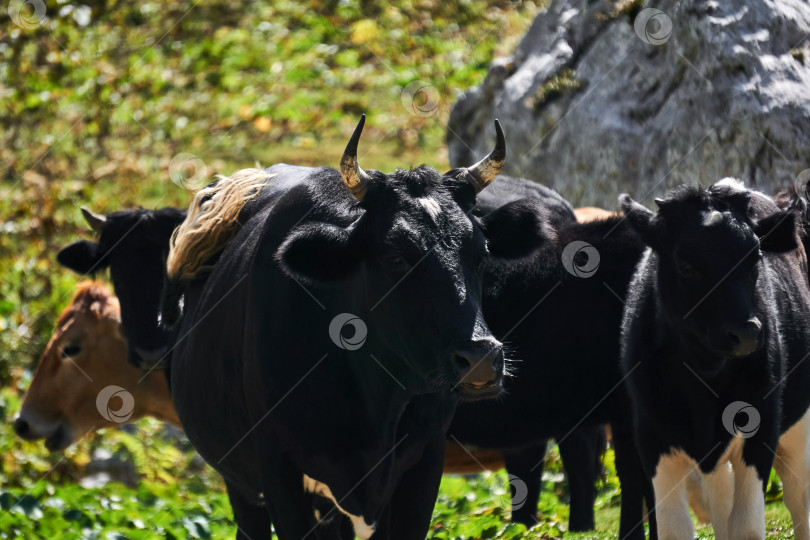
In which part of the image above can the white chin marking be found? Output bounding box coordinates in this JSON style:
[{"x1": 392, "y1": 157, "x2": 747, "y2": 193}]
[{"x1": 303, "y1": 474, "x2": 375, "y2": 539}]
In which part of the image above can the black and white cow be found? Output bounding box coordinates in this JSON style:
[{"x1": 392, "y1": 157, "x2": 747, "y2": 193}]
[{"x1": 620, "y1": 180, "x2": 810, "y2": 539}]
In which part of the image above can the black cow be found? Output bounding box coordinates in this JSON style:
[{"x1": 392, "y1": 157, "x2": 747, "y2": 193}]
[
  {"x1": 468, "y1": 182, "x2": 608, "y2": 530},
  {"x1": 53, "y1": 168, "x2": 604, "y2": 533},
  {"x1": 474, "y1": 174, "x2": 577, "y2": 229},
  {"x1": 165, "y1": 117, "x2": 539, "y2": 539},
  {"x1": 56, "y1": 207, "x2": 186, "y2": 369},
  {"x1": 449, "y1": 197, "x2": 657, "y2": 539},
  {"x1": 620, "y1": 180, "x2": 810, "y2": 538}
]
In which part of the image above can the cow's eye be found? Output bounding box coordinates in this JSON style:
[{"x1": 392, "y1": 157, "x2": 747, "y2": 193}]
[
  {"x1": 385, "y1": 254, "x2": 410, "y2": 270},
  {"x1": 61, "y1": 345, "x2": 81, "y2": 358},
  {"x1": 678, "y1": 264, "x2": 701, "y2": 279}
]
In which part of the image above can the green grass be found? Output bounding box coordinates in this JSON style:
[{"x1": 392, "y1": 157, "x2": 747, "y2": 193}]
[
  {"x1": 0, "y1": 1, "x2": 803, "y2": 538},
  {"x1": 0, "y1": 447, "x2": 799, "y2": 538}
]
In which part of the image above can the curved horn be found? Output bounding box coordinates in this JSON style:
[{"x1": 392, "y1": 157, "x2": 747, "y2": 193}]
[
  {"x1": 340, "y1": 114, "x2": 371, "y2": 201},
  {"x1": 465, "y1": 119, "x2": 506, "y2": 193},
  {"x1": 81, "y1": 207, "x2": 107, "y2": 233}
]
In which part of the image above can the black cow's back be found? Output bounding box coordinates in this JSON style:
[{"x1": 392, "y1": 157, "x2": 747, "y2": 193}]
[{"x1": 474, "y1": 174, "x2": 576, "y2": 230}]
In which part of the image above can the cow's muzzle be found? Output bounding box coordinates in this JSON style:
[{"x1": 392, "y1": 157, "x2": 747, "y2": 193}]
[
  {"x1": 13, "y1": 413, "x2": 73, "y2": 451},
  {"x1": 452, "y1": 340, "x2": 505, "y2": 400},
  {"x1": 723, "y1": 318, "x2": 763, "y2": 357}
]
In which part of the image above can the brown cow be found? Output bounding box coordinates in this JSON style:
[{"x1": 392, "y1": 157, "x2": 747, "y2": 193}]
[{"x1": 13, "y1": 281, "x2": 179, "y2": 451}]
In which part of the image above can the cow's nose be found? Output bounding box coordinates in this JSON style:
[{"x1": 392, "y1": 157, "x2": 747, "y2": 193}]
[
  {"x1": 452, "y1": 343, "x2": 504, "y2": 387},
  {"x1": 134, "y1": 346, "x2": 169, "y2": 369},
  {"x1": 726, "y1": 318, "x2": 762, "y2": 356},
  {"x1": 13, "y1": 417, "x2": 31, "y2": 438}
]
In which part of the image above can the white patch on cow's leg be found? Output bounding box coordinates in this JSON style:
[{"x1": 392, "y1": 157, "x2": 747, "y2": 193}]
[
  {"x1": 726, "y1": 440, "x2": 766, "y2": 540},
  {"x1": 775, "y1": 408, "x2": 810, "y2": 540},
  {"x1": 302, "y1": 474, "x2": 376, "y2": 539},
  {"x1": 653, "y1": 450, "x2": 695, "y2": 540},
  {"x1": 702, "y1": 461, "x2": 733, "y2": 539}
]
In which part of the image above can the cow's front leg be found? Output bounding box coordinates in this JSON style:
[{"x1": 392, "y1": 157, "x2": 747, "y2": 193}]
[
  {"x1": 701, "y1": 461, "x2": 732, "y2": 539},
  {"x1": 612, "y1": 424, "x2": 648, "y2": 540},
  {"x1": 652, "y1": 451, "x2": 694, "y2": 540},
  {"x1": 225, "y1": 480, "x2": 272, "y2": 540},
  {"x1": 557, "y1": 427, "x2": 602, "y2": 531},
  {"x1": 726, "y1": 445, "x2": 766, "y2": 540},
  {"x1": 260, "y1": 454, "x2": 320, "y2": 540},
  {"x1": 502, "y1": 443, "x2": 546, "y2": 527},
  {"x1": 775, "y1": 408, "x2": 810, "y2": 540},
  {"x1": 372, "y1": 434, "x2": 445, "y2": 540}
]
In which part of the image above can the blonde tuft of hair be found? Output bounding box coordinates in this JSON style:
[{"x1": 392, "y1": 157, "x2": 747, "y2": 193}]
[{"x1": 167, "y1": 168, "x2": 273, "y2": 281}]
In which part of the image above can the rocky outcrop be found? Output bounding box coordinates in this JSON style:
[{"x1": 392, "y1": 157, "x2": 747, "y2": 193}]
[{"x1": 448, "y1": 0, "x2": 810, "y2": 207}]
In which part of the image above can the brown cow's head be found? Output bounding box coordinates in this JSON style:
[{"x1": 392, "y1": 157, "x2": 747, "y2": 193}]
[{"x1": 13, "y1": 282, "x2": 179, "y2": 451}]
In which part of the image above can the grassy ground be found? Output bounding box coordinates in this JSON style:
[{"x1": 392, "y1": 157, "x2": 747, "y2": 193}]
[
  {"x1": 0, "y1": 0, "x2": 802, "y2": 538},
  {"x1": 0, "y1": 443, "x2": 798, "y2": 538}
]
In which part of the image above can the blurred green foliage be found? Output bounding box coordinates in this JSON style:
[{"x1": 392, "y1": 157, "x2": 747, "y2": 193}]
[{"x1": 0, "y1": 0, "x2": 798, "y2": 537}]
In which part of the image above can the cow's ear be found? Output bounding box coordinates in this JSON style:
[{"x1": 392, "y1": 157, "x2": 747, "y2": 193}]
[
  {"x1": 480, "y1": 198, "x2": 554, "y2": 258},
  {"x1": 275, "y1": 222, "x2": 359, "y2": 283},
  {"x1": 620, "y1": 194, "x2": 661, "y2": 247},
  {"x1": 57, "y1": 241, "x2": 105, "y2": 275},
  {"x1": 755, "y1": 211, "x2": 798, "y2": 253}
]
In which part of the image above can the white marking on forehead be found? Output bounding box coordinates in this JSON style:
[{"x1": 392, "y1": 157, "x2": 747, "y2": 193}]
[
  {"x1": 715, "y1": 177, "x2": 746, "y2": 193},
  {"x1": 417, "y1": 197, "x2": 441, "y2": 221},
  {"x1": 303, "y1": 474, "x2": 375, "y2": 539},
  {"x1": 701, "y1": 210, "x2": 725, "y2": 226}
]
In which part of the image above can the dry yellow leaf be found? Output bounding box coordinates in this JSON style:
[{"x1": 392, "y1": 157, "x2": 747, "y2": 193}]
[
  {"x1": 351, "y1": 19, "x2": 379, "y2": 44},
  {"x1": 254, "y1": 117, "x2": 272, "y2": 132}
]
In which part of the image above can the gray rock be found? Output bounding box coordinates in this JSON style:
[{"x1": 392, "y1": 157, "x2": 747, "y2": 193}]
[{"x1": 448, "y1": 0, "x2": 810, "y2": 207}]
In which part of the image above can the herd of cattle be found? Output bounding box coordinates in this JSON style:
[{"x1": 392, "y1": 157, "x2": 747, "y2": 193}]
[{"x1": 11, "y1": 116, "x2": 810, "y2": 539}]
